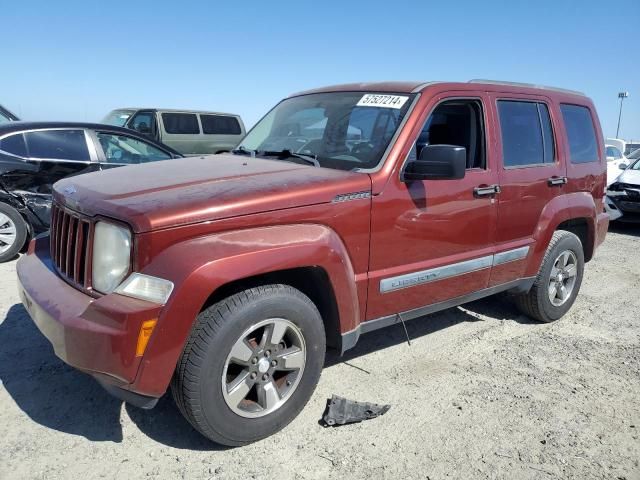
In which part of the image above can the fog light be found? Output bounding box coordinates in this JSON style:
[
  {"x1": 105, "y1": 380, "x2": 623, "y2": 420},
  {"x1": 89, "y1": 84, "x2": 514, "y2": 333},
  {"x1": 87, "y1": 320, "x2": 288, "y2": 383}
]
[
  {"x1": 136, "y1": 319, "x2": 157, "y2": 357},
  {"x1": 115, "y1": 273, "x2": 174, "y2": 304}
]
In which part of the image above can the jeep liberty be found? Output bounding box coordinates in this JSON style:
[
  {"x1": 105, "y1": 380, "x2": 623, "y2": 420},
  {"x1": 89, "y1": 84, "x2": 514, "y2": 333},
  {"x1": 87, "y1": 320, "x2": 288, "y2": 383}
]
[{"x1": 17, "y1": 81, "x2": 609, "y2": 446}]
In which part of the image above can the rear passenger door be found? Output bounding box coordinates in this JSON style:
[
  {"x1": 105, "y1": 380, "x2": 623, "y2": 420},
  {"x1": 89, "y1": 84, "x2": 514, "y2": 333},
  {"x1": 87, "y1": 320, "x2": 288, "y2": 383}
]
[{"x1": 488, "y1": 94, "x2": 567, "y2": 286}]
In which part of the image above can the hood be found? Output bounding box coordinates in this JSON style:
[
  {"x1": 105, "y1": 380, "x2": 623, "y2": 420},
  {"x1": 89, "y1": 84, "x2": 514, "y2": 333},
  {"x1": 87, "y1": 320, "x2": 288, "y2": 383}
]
[
  {"x1": 616, "y1": 168, "x2": 640, "y2": 186},
  {"x1": 53, "y1": 154, "x2": 371, "y2": 232}
]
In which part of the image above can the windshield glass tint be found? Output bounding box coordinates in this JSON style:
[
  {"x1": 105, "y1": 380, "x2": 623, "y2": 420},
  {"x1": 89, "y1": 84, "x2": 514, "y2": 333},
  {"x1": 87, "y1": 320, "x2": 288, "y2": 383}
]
[
  {"x1": 102, "y1": 110, "x2": 135, "y2": 127},
  {"x1": 237, "y1": 92, "x2": 415, "y2": 170},
  {"x1": 628, "y1": 149, "x2": 640, "y2": 160}
]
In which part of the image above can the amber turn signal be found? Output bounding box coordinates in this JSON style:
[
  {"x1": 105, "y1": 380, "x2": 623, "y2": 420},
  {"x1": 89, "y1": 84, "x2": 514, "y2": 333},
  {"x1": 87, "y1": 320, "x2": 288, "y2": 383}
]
[{"x1": 136, "y1": 319, "x2": 157, "y2": 357}]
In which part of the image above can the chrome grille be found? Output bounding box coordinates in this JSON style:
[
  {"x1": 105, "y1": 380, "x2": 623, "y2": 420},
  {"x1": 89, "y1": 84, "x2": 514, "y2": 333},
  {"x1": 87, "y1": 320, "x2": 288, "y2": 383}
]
[{"x1": 50, "y1": 204, "x2": 92, "y2": 288}]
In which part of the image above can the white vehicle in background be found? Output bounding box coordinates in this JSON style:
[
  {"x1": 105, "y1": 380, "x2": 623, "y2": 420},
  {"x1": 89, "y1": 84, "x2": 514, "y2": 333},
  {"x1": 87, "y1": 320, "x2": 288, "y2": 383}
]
[
  {"x1": 605, "y1": 153, "x2": 640, "y2": 222},
  {"x1": 605, "y1": 143, "x2": 629, "y2": 185}
]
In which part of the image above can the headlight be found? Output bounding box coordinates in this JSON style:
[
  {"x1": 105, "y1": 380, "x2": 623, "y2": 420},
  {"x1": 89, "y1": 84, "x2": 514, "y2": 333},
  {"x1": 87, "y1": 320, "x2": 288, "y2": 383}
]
[
  {"x1": 115, "y1": 273, "x2": 174, "y2": 304},
  {"x1": 92, "y1": 221, "x2": 131, "y2": 293}
]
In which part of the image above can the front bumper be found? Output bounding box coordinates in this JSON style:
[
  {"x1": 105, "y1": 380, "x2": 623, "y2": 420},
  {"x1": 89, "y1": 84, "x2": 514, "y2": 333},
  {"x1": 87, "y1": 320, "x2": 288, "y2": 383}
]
[
  {"x1": 17, "y1": 235, "x2": 163, "y2": 406},
  {"x1": 606, "y1": 193, "x2": 640, "y2": 223}
]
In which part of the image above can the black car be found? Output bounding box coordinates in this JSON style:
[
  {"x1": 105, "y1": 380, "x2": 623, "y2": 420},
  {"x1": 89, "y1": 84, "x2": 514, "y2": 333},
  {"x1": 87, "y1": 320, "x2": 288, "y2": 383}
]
[{"x1": 0, "y1": 122, "x2": 182, "y2": 262}]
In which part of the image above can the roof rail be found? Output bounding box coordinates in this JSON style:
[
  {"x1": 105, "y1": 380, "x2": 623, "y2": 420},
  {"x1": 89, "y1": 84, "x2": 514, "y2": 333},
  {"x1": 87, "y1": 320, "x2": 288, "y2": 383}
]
[{"x1": 468, "y1": 79, "x2": 586, "y2": 97}]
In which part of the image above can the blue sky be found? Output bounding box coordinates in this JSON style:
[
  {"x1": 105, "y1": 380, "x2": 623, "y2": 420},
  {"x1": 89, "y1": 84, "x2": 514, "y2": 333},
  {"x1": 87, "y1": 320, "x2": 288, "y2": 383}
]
[{"x1": 3, "y1": 0, "x2": 640, "y2": 140}]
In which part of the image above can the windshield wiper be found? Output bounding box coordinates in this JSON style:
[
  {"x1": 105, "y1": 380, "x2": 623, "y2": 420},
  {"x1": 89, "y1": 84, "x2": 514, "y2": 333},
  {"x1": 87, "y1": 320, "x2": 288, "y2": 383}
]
[
  {"x1": 259, "y1": 149, "x2": 320, "y2": 167},
  {"x1": 231, "y1": 146, "x2": 257, "y2": 157}
]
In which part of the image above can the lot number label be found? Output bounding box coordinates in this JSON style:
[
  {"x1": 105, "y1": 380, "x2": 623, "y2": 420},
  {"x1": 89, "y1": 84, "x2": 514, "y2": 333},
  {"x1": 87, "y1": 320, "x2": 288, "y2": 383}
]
[{"x1": 357, "y1": 94, "x2": 409, "y2": 109}]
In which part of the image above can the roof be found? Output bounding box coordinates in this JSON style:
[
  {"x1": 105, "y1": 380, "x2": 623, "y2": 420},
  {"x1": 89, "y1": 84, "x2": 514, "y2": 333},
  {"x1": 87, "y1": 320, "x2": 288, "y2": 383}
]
[
  {"x1": 0, "y1": 121, "x2": 143, "y2": 134},
  {"x1": 108, "y1": 108, "x2": 241, "y2": 117},
  {"x1": 291, "y1": 80, "x2": 587, "y2": 99}
]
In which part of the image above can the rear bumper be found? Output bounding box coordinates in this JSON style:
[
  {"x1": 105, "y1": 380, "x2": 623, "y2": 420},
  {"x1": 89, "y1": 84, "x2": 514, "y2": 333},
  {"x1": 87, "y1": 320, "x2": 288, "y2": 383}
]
[{"x1": 17, "y1": 235, "x2": 163, "y2": 403}]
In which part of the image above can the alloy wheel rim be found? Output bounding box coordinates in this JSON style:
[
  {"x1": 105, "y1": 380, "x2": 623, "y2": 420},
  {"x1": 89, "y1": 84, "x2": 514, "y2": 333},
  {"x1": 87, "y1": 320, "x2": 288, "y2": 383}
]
[
  {"x1": 0, "y1": 213, "x2": 17, "y2": 255},
  {"x1": 548, "y1": 250, "x2": 578, "y2": 307},
  {"x1": 222, "y1": 318, "x2": 306, "y2": 418}
]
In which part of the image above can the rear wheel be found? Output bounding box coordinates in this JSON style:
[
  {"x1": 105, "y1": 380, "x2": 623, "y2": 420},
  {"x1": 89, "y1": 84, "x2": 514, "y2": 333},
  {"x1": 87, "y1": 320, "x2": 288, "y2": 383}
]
[
  {"x1": 0, "y1": 203, "x2": 27, "y2": 263},
  {"x1": 515, "y1": 230, "x2": 584, "y2": 322},
  {"x1": 171, "y1": 284, "x2": 325, "y2": 446}
]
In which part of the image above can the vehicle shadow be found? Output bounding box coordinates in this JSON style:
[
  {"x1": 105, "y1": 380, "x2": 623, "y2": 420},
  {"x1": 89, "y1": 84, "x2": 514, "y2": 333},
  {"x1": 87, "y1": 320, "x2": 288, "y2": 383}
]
[
  {"x1": 326, "y1": 295, "x2": 535, "y2": 367},
  {"x1": 0, "y1": 303, "x2": 124, "y2": 442},
  {"x1": 0, "y1": 295, "x2": 532, "y2": 449},
  {"x1": 609, "y1": 222, "x2": 640, "y2": 237},
  {"x1": 0, "y1": 303, "x2": 224, "y2": 450}
]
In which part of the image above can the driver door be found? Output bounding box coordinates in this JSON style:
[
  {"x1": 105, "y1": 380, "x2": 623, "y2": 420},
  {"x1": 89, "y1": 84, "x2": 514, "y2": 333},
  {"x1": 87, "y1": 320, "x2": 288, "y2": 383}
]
[{"x1": 366, "y1": 92, "x2": 499, "y2": 320}]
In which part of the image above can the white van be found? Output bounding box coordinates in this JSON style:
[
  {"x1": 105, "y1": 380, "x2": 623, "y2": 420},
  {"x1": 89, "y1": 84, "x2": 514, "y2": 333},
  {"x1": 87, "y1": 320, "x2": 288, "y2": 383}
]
[{"x1": 103, "y1": 108, "x2": 245, "y2": 156}]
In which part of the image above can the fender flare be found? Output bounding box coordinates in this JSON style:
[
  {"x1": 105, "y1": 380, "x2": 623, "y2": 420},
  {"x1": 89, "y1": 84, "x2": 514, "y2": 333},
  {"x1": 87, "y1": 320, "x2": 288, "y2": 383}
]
[
  {"x1": 132, "y1": 223, "x2": 359, "y2": 396},
  {"x1": 525, "y1": 193, "x2": 596, "y2": 277}
]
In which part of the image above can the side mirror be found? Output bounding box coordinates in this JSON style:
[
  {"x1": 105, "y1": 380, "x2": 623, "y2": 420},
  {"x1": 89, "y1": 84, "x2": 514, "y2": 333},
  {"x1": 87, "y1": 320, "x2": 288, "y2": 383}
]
[
  {"x1": 402, "y1": 145, "x2": 466, "y2": 182},
  {"x1": 619, "y1": 163, "x2": 628, "y2": 170}
]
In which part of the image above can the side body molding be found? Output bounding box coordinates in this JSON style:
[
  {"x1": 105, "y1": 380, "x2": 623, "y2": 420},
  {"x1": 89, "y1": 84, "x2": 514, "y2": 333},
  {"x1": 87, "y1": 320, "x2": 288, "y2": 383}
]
[{"x1": 131, "y1": 223, "x2": 359, "y2": 397}]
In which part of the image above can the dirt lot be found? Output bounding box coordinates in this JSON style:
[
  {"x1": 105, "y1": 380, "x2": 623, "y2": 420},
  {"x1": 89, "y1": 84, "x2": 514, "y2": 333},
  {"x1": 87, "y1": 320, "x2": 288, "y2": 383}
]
[{"x1": 0, "y1": 225, "x2": 638, "y2": 480}]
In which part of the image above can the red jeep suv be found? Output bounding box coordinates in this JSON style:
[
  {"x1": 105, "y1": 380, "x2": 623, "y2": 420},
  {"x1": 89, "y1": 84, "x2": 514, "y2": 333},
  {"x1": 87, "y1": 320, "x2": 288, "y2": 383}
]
[{"x1": 17, "y1": 80, "x2": 609, "y2": 445}]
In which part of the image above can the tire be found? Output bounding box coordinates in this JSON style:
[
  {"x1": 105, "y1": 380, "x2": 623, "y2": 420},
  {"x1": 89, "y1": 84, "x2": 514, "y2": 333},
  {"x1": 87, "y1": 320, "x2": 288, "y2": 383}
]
[
  {"x1": 0, "y1": 203, "x2": 27, "y2": 263},
  {"x1": 171, "y1": 284, "x2": 326, "y2": 446},
  {"x1": 515, "y1": 230, "x2": 585, "y2": 323}
]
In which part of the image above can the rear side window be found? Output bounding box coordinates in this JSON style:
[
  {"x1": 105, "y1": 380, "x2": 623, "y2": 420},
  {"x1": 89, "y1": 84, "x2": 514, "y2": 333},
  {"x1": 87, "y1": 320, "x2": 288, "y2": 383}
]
[
  {"x1": 24, "y1": 130, "x2": 89, "y2": 161},
  {"x1": 200, "y1": 115, "x2": 242, "y2": 135},
  {"x1": 560, "y1": 104, "x2": 598, "y2": 164},
  {"x1": 161, "y1": 113, "x2": 200, "y2": 134},
  {"x1": 497, "y1": 100, "x2": 555, "y2": 167},
  {"x1": 0, "y1": 133, "x2": 28, "y2": 157}
]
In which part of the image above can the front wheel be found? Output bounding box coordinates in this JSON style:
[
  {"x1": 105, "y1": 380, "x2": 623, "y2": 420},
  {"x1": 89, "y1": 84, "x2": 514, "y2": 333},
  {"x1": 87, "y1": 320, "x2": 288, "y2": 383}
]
[
  {"x1": 0, "y1": 203, "x2": 27, "y2": 263},
  {"x1": 515, "y1": 230, "x2": 585, "y2": 323},
  {"x1": 171, "y1": 284, "x2": 325, "y2": 446}
]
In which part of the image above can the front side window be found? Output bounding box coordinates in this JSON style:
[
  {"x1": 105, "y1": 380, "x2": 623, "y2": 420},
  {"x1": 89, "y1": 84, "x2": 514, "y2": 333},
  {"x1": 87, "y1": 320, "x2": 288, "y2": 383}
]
[
  {"x1": 236, "y1": 92, "x2": 415, "y2": 170},
  {"x1": 0, "y1": 133, "x2": 28, "y2": 157},
  {"x1": 409, "y1": 99, "x2": 486, "y2": 169},
  {"x1": 96, "y1": 132, "x2": 172, "y2": 164},
  {"x1": 129, "y1": 111, "x2": 156, "y2": 136},
  {"x1": 201, "y1": 115, "x2": 242, "y2": 135},
  {"x1": 498, "y1": 100, "x2": 555, "y2": 167},
  {"x1": 560, "y1": 104, "x2": 598, "y2": 164},
  {"x1": 23, "y1": 130, "x2": 89, "y2": 161},
  {"x1": 162, "y1": 113, "x2": 200, "y2": 134}
]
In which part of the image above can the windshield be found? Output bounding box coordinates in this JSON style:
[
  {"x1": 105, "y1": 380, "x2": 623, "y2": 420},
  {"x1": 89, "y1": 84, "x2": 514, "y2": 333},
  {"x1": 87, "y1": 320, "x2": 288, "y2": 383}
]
[
  {"x1": 236, "y1": 92, "x2": 415, "y2": 170},
  {"x1": 628, "y1": 148, "x2": 640, "y2": 160},
  {"x1": 102, "y1": 109, "x2": 136, "y2": 127}
]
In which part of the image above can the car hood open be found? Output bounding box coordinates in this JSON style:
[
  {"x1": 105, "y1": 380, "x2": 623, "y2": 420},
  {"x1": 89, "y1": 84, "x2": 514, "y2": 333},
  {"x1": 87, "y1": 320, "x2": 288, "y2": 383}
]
[{"x1": 53, "y1": 154, "x2": 371, "y2": 232}]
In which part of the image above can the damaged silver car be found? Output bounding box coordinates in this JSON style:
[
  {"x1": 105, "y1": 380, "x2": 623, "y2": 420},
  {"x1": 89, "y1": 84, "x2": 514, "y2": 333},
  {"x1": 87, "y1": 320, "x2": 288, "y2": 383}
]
[{"x1": 0, "y1": 122, "x2": 182, "y2": 262}]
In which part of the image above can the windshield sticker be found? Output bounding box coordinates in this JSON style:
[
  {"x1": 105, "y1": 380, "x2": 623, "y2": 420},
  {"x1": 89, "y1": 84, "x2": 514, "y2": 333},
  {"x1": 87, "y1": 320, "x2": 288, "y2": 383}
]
[{"x1": 357, "y1": 94, "x2": 409, "y2": 109}]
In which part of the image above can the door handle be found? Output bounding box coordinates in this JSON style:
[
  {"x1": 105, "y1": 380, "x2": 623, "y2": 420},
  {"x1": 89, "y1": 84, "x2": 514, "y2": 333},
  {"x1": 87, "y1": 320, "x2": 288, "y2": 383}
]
[
  {"x1": 474, "y1": 184, "x2": 501, "y2": 197},
  {"x1": 548, "y1": 176, "x2": 568, "y2": 186}
]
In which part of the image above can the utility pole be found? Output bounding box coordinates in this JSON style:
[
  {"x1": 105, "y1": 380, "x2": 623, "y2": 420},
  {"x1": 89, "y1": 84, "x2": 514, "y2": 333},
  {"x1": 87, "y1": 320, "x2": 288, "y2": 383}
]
[{"x1": 616, "y1": 91, "x2": 629, "y2": 138}]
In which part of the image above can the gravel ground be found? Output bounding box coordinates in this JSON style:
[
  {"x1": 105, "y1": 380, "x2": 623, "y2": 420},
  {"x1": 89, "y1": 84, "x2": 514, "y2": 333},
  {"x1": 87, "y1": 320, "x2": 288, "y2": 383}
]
[{"x1": 0, "y1": 225, "x2": 639, "y2": 480}]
